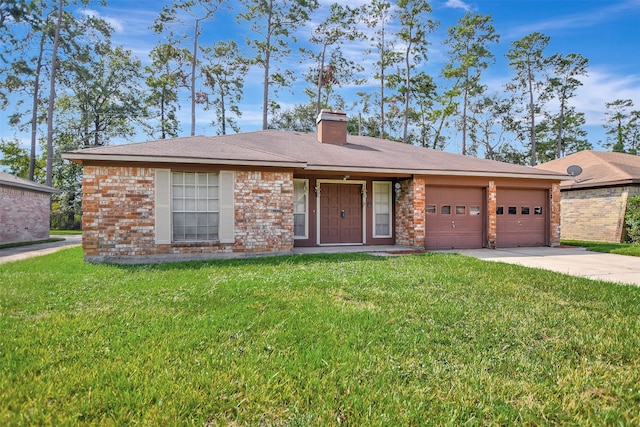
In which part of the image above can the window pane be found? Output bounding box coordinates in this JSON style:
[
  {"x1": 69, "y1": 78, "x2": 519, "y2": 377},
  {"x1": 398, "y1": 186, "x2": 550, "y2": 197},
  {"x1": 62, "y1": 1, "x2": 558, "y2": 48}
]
[
  {"x1": 293, "y1": 179, "x2": 308, "y2": 238},
  {"x1": 426, "y1": 205, "x2": 436, "y2": 215},
  {"x1": 508, "y1": 206, "x2": 517, "y2": 215},
  {"x1": 373, "y1": 182, "x2": 391, "y2": 237},
  {"x1": 470, "y1": 206, "x2": 480, "y2": 216},
  {"x1": 294, "y1": 213, "x2": 305, "y2": 237},
  {"x1": 521, "y1": 206, "x2": 530, "y2": 215},
  {"x1": 441, "y1": 205, "x2": 451, "y2": 215},
  {"x1": 496, "y1": 206, "x2": 504, "y2": 215},
  {"x1": 173, "y1": 213, "x2": 185, "y2": 226},
  {"x1": 375, "y1": 213, "x2": 390, "y2": 236},
  {"x1": 534, "y1": 206, "x2": 543, "y2": 215},
  {"x1": 208, "y1": 186, "x2": 219, "y2": 199},
  {"x1": 456, "y1": 206, "x2": 465, "y2": 215},
  {"x1": 171, "y1": 172, "x2": 221, "y2": 241}
]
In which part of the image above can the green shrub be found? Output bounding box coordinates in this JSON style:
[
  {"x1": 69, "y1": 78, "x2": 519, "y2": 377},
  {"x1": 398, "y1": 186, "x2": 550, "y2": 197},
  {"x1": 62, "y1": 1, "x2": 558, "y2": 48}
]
[{"x1": 625, "y1": 195, "x2": 640, "y2": 243}]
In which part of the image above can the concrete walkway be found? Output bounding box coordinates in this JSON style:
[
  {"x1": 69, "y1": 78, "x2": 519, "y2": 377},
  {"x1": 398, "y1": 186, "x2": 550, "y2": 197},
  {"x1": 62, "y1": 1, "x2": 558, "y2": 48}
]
[
  {"x1": 2, "y1": 238, "x2": 638, "y2": 287},
  {"x1": 451, "y1": 246, "x2": 640, "y2": 286},
  {"x1": 0, "y1": 234, "x2": 82, "y2": 264}
]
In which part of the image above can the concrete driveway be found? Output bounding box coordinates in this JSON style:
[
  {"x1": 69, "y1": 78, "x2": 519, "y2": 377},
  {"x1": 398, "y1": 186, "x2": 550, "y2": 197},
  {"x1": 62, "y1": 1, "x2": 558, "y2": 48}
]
[
  {"x1": 0, "y1": 234, "x2": 82, "y2": 264},
  {"x1": 453, "y1": 246, "x2": 640, "y2": 286}
]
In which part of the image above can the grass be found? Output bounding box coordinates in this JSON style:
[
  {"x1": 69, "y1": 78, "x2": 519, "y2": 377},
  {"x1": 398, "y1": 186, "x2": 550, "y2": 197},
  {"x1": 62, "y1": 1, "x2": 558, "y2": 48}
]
[
  {"x1": 561, "y1": 240, "x2": 640, "y2": 257},
  {"x1": 1, "y1": 248, "x2": 639, "y2": 425},
  {"x1": 49, "y1": 230, "x2": 83, "y2": 235}
]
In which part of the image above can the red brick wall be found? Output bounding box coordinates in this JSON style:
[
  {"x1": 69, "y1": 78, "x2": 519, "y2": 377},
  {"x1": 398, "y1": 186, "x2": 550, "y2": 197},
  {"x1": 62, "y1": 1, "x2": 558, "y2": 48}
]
[
  {"x1": 233, "y1": 171, "x2": 294, "y2": 252},
  {"x1": 0, "y1": 186, "x2": 51, "y2": 244},
  {"x1": 81, "y1": 166, "x2": 294, "y2": 263}
]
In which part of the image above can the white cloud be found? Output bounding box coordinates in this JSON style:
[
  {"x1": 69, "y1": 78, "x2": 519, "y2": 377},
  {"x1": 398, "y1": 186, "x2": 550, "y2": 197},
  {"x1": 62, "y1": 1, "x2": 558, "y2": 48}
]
[
  {"x1": 575, "y1": 68, "x2": 640, "y2": 126},
  {"x1": 443, "y1": 0, "x2": 472, "y2": 12},
  {"x1": 506, "y1": 0, "x2": 640, "y2": 40},
  {"x1": 80, "y1": 9, "x2": 125, "y2": 34}
]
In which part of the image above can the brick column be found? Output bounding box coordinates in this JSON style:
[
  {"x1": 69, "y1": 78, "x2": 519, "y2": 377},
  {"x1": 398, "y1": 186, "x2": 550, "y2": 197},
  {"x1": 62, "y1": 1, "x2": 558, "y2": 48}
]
[
  {"x1": 550, "y1": 182, "x2": 561, "y2": 246},
  {"x1": 394, "y1": 177, "x2": 425, "y2": 248},
  {"x1": 413, "y1": 177, "x2": 426, "y2": 248},
  {"x1": 487, "y1": 181, "x2": 496, "y2": 249}
]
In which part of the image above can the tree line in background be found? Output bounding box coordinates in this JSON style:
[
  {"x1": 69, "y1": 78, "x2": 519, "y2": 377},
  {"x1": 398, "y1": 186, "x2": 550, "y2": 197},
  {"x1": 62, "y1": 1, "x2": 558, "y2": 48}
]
[{"x1": 0, "y1": 0, "x2": 639, "y2": 228}]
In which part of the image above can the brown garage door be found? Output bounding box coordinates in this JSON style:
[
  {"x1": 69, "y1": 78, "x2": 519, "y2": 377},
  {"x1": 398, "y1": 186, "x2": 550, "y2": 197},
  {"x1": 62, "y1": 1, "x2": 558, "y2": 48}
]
[
  {"x1": 425, "y1": 187, "x2": 484, "y2": 249},
  {"x1": 497, "y1": 189, "x2": 547, "y2": 247}
]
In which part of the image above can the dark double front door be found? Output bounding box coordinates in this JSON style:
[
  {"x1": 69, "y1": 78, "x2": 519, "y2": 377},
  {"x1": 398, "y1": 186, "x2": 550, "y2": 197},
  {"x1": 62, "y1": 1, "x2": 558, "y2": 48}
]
[{"x1": 320, "y1": 183, "x2": 363, "y2": 244}]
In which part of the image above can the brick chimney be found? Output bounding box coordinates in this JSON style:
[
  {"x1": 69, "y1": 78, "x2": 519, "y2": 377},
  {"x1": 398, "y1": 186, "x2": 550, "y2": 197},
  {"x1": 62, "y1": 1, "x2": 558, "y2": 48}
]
[{"x1": 316, "y1": 109, "x2": 348, "y2": 145}]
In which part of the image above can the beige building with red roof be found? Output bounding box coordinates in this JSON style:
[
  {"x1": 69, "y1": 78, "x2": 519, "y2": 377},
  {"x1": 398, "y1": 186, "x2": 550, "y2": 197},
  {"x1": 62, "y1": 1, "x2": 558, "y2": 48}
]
[
  {"x1": 64, "y1": 111, "x2": 567, "y2": 263},
  {"x1": 536, "y1": 150, "x2": 640, "y2": 243}
]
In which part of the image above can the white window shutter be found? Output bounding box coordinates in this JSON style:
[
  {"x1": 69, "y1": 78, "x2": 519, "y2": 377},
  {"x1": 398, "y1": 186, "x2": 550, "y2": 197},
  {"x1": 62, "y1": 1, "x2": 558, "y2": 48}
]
[
  {"x1": 155, "y1": 169, "x2": 172, "y2": 244},
  {"x1": 219, "y1": 170, "x2": 235, "y2": 244}
]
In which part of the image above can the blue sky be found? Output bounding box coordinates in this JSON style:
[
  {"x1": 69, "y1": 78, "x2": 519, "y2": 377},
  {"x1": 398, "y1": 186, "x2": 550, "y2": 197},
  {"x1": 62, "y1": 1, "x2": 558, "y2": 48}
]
[{"x1": 2, "y1": 0, "x2": 640, "y2": 155}]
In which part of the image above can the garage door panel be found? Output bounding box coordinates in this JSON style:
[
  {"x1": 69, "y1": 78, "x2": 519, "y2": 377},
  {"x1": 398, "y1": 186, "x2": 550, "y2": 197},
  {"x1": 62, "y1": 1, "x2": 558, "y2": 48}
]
[
  {"x1": 425, "y1": 187, "x2": 484, "y2": 250},
  {"x1": 497, "y1": 189, "x2": 547, "y2": 247}
]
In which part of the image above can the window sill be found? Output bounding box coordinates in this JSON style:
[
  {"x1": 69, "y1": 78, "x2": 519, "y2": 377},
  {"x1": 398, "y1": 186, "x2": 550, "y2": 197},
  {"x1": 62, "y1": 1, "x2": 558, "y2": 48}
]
[{"x1": 172, "y1": 240, "x2": 222, "y2": 247}]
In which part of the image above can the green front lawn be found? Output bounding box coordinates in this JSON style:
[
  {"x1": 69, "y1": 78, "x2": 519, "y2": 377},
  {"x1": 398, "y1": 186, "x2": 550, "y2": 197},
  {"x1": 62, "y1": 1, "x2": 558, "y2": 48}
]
[
  {"x1": 562, "y1": 240, "x2": 640, "y2": 257},
  {"x1": 1, "y1": 248, "x2": 639, "y2": 425},
  {"x1": 49, "y1": 230, "x2": 83, "y2": 235}
]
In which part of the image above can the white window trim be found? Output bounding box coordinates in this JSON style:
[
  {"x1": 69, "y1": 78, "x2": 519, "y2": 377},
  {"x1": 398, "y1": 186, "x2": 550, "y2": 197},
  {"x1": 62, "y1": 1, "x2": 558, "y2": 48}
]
[
  {"x1": 293, "y1": 178, "x2": 309, "y2": 240},
  {"x1": 373, "y1": 181, "x2": 393, "y2": 238},
  {"x1": 154, "y1": 169, "x2": 234, "y2": 245},
  {"x1": 171, "y1": 171, "x2": 220, "y2": 242}
]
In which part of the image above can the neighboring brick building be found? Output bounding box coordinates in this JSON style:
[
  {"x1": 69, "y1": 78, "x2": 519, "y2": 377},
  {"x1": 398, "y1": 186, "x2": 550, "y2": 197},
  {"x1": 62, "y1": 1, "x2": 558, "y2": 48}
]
[
  {"x1": 64, "y1": 111, "x2": 566, "y2": 264},
  {"x1": 536, "y1": 151, "x2": 640, "y2": 243},
  {"x1": 0, "y1": 172, "x2": 57, "y2": 245}
]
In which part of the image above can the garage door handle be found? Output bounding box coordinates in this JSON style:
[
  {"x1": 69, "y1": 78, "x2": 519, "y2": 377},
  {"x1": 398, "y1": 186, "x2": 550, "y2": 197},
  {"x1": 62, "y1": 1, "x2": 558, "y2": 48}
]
[
  {"x1": 341, "y1": 210, "x2": 345, "y2": 218},
  {"x1": 451, "y1": 221, "x2": 455, "y2": 229}
]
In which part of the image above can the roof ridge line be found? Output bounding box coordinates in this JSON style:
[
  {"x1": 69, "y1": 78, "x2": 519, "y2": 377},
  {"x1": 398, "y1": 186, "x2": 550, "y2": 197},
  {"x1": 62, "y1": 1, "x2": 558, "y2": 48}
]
[
  {"x1": 590, "y1": 151, "x2": 635, "y2": 178},
  {"x1": 224, "y1": 134, "x2": 306, "y2": 163}
]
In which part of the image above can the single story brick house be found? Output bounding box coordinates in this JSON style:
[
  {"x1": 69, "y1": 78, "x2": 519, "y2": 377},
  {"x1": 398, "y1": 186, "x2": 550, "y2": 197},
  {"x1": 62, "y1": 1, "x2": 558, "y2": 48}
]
[
  {"x1": 63, "y1": 111, "x2": 567, "y2": 264},
  {"x1": 535, "y1": 150, "x2": 640, "y2": 243},
  {"x1": 0, "y1": 172, "x2": 58, "y2": 245}
]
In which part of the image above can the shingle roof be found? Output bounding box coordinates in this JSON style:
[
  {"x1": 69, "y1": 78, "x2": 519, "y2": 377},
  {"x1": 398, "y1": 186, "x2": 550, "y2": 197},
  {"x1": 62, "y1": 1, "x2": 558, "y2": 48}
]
[
  {"x1": 535, "y1": 151, "x2": 640, "y2": 189},
  {"x1": 0, "y1": 172, "x2": 58, "y2": 193},
  {"x1": 63, "y1": 130, "x2": 566, "y2": 179}
]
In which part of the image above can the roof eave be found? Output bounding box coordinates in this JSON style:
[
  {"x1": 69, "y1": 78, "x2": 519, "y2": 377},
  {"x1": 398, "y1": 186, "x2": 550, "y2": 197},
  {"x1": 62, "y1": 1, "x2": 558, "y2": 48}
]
[
  {"x1": 62, "y1": 153, "x2": 307, "y2": 169},
  {"x1": 0, "y1": 181, "x2": 58, "y2": 194},
  {"x1": 305, "y1": 165, "x2": 569, "y2": 180},
  {"x1": 562, "y1": 178, "x2": 640, "y2": 190}
]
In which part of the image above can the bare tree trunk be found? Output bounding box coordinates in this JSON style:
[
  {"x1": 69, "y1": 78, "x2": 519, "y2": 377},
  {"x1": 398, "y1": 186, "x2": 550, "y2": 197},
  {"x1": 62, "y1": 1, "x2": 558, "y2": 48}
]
[
  {"x1": 461, "y1": 68, "x2": 469, "y2": 155},
  {"x1": 190, "y1": 17, "x2": 201, "y2": 136},
  {"x1": 262, "y1": 4, "x2": 273, "y2": 130},
  {"x1": 556, "y1": 101, "x2": 564, "y2": 158},
  {"x1": 29, "y1": 34, "x2": 45, "y2": 181},
  {"x1": 316, "y1": 44, "x2": 327, "y2": 115},
  {"x1": 402, "y1": 39, "x2": 411, "y2": 144},
  {"x1": 528, "y1": 63, "x2": 536, "y2": 166},
  {"x1": 46, "y1": 0, "x2": 63, "y2": 187}
]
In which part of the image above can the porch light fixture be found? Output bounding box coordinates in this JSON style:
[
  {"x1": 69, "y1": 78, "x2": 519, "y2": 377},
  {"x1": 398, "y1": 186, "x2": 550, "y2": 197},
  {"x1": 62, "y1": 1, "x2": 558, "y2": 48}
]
[{"x1": 394, "y1": 182, "x2": 402, "y2": 202}]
